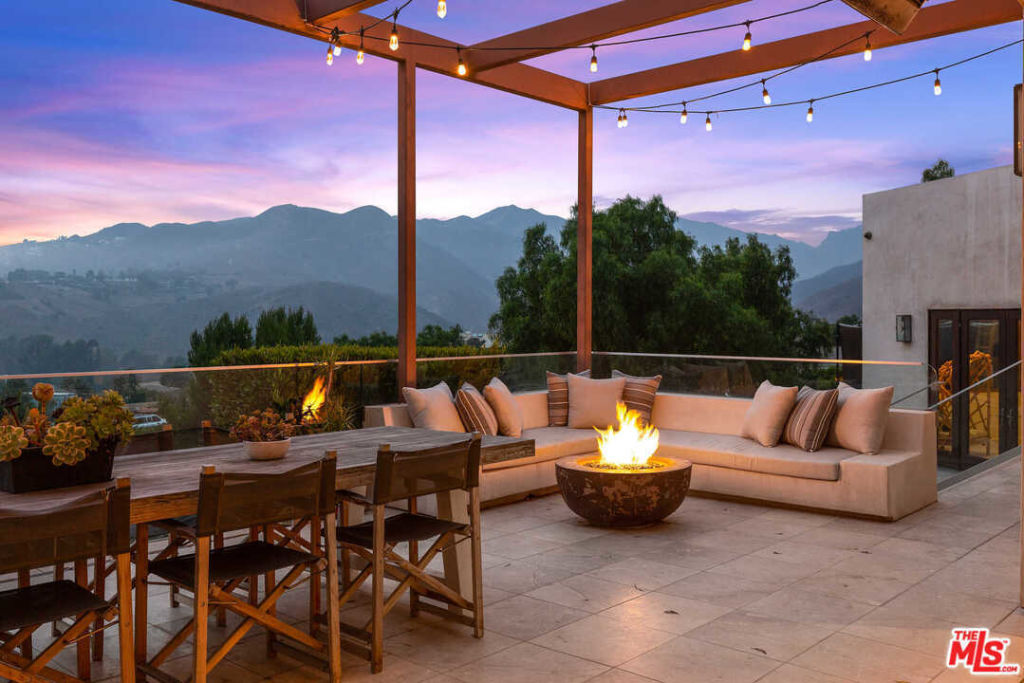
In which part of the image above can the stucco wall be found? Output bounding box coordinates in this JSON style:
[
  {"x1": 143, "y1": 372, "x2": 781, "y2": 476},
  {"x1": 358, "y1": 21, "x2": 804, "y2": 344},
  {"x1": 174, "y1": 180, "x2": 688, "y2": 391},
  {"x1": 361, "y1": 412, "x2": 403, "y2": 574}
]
[{"x1": 862, "y1": 165, "x2": 1021, "y2": 405}]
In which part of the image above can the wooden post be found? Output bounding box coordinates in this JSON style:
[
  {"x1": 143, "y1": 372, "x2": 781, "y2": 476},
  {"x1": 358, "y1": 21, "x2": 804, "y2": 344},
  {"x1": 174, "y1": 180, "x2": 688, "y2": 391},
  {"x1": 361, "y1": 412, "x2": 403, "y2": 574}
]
[
  {"x1": 1018, "y1": 1, "x2": 1024, "y2": 610},
  {"x1": 576, "y1": 106, "x2": 593, "y2": 372},
  {"x1": 397, "y1": 59, "x2": 417, "y2": 394}
]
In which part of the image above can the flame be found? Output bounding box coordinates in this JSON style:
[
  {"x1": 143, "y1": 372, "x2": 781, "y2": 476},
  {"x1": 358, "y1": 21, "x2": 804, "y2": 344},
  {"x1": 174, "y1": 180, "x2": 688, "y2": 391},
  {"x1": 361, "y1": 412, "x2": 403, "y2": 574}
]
[
  {"x1": 302, "y1": 377, "x2": 327, "y2": 423},
  {"x1": 594, "y1": 402, "x2": 659, "y2": 469}
]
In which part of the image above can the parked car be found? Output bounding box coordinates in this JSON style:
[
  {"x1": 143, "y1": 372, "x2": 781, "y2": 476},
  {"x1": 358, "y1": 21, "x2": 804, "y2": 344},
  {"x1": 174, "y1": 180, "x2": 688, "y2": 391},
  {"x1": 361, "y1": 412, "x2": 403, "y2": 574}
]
[{"x1": 132, "y1": 413, "x2": 168, "y2": 434}]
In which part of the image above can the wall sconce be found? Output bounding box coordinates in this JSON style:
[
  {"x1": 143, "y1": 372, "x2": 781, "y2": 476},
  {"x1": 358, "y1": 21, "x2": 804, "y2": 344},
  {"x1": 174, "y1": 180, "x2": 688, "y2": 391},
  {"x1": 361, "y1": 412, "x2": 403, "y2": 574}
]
[{"x1": 896, "y1": 314, "x2": 912, "y2": 343}]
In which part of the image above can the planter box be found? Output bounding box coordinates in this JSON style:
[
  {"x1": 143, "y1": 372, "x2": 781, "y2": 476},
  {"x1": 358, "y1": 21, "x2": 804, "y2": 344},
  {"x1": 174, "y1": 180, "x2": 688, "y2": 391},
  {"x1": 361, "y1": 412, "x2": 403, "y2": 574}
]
[{"x1": 0, "y1": 439, "x2": 118, "y2": 494}]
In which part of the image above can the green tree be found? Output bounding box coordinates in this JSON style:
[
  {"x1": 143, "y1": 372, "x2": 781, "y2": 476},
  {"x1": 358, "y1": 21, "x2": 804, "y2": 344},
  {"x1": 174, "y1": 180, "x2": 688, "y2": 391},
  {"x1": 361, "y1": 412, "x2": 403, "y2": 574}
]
[
  {"x1": 188, "y1": 313, "x2": 252, "y2": 366},
  {"x1": 254, "y1": 307, "x2": 320, "y2": 347},
  {"x1": 490, "y1": 195, "x2": 833, "y2": 358},
  {"x1": 333, "y1": 331, "x2": 398, "y2": 347},
  {"x1": 922, "y1": 159, "x2": 955, "y2": 182},
  {"x1": 417, "y1": 324, "x2": 464, "y2": 347}
]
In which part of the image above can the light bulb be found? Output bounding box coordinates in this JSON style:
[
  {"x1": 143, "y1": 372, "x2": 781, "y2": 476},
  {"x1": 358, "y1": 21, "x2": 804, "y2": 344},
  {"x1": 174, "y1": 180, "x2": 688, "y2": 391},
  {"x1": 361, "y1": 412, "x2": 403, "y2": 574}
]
[
  {"x1": 456, "y1": 48, "x2": 467, "y2": 76},
  {"x1": 356, "y1": 49, "x2": 364, "y2": 64},
  {"x1": 389, "y1": 23, "x2": 399, "y2": 51},
  {"x1": 333, "y1": 44, "x2": 342, "y2": 56},
  {"x1": 863, "y1": 37, "x2": 872, "y2": 62},
  {"x1": 705, "y1": 114, "x2": 712, "y2": 132},
  {"x1": 933, "y1": 72, "x2": 942, "y2": 96},
  {"x1": 680, "y1": 104, "x2": 688, "y2": 125},
  {"x1": 742, "y1": 23, "x2": 752, "y2": 51},
  {"x1": 620, "y1": 109, "x2": 628, "y2": 128},
  {"x1": 761, "y1": 81, "x2": 771, "y2": 105},
  {"x1": 437, "y1": 0, "x2": 447, "y2": 18},
  {"x1": 806, "y1": 102, "x2": 814, "y2": 123},
  {"x1": 326, "y1": 44, "x2": 334, "y2": 65},
  {"x1": 590, "y1": 47, "x2": 598, "y2": 73}
]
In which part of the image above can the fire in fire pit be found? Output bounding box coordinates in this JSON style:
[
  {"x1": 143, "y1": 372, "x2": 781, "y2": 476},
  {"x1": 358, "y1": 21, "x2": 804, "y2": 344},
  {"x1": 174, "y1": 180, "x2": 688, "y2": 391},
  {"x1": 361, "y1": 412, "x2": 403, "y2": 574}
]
[{"x1": 556, "y1": 403, "x2": 692, "y2": 527}]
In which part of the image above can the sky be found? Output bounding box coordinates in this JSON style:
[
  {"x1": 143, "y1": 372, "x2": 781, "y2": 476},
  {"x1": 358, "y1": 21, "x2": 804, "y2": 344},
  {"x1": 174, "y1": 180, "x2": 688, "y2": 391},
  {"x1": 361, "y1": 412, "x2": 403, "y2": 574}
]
[{"x1": 1, "y1": 0, "x2": 1021, "y2": 247}]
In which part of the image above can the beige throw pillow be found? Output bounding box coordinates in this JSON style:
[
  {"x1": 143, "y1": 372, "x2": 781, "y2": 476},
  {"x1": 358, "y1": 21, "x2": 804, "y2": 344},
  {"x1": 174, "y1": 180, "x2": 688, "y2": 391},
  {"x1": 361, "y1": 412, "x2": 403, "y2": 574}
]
[
  {"x1": 827, "y1": 382, "x2": 894, "y2": 454},
  {"x1": 567, "y1": 374, "x2": 626, "y2": 429},
  {"x1": 741, "y1": 380, "x2": 799, "y2": 447},
  {"x1": 611, "y1": 369, "x2": 662, "y2": 424},
  {"x1": 782, "y1": 386, "x2": 839, "y2": 452},
  {"x1": 455, "y1": 383, "x2": 498, "y2": 436},
  {"x1": 546, "y1": 370, "x2": 590, "y2": 426},
  {"x1": 483, "y1": 377, "x2": 524, "y2": 437},
  {"x1": 403, "y1": 382, "x2": 466, "y2": 432}
]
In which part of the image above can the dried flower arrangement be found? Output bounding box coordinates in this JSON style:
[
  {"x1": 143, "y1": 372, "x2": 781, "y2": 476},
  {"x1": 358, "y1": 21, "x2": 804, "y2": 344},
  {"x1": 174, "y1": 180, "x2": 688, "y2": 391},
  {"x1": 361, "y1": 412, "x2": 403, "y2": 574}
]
[{"x1": 230, "y1": 408, "x2": 297, "y2": 443}]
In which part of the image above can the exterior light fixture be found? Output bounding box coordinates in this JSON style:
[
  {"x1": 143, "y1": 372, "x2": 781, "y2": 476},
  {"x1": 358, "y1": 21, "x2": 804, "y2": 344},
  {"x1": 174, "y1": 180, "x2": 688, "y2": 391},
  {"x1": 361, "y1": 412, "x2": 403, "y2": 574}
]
[
  {"x1": 705, "y1": 113, "x2": 712, "y2": 131},
  {"x1": 680, "y1": 102, "x2": 688, "y2": 124},
  {"x1": 806, "y1": 100, "x2": 814, "y2": 123},
  {"x1": 863, "y1": 35, "x2": 872, "y2": 62},
  {"x1": 456, "y1": 47, "x2": 467, "y2": 76},
  {"x1": 389, "y1": 19, "x2": 400, "y2": 51},
  {"x1": 933, "y1": 70, "x2": 942, "y2": 95},
  {"x1": 761, "y1": 80, "x2": 771, "y2": 105},
  {"x1": 742, "y1": 21, "x2": 752, "y2": 51},
  {"x1": 590, "y1": 46, "x2": 598, "y2": 73},
  {"x1": 437, "y1": 0, "x2": 447, "y2": 19},
  {"x1": 896, "y1": 315, "x2": 912, "y2": 343}
]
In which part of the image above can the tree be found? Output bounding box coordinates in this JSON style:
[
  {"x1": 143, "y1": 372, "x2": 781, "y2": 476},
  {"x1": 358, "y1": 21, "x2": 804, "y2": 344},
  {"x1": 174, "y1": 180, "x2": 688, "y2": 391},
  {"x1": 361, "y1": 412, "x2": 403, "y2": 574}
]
[
  {"x1": 188, "y1": 313, "x2": 252, "y2": 366},
  {"x1": 254, "y1": 307, "x2": 320, "y2": 347},
  {"x1": 922, "y1": 159, "x2": 955, "y2": 182},
  {"x1": 490, "y1": 195, "x2": 833, "y2": 358},
  {"x1": 333, "y1": 331, "x2": 398, "y2": 347},
  {"x1": 417, "y1": 324, "x2": 464, "y2": 347}
]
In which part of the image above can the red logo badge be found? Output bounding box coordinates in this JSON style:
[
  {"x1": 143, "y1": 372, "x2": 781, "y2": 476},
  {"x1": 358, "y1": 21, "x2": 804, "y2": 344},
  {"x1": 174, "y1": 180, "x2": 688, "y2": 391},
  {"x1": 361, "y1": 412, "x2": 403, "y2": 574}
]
[{"x1": 947, "y1": 628, "x2": 1021, "y2": 676}]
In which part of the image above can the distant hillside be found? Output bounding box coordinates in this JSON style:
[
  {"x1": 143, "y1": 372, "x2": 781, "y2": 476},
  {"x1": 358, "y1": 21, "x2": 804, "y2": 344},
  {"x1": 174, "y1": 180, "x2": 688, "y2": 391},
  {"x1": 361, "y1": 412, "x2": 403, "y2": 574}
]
[{"x1": 792, "y1": 261, "x2": 862, "y2": 321}]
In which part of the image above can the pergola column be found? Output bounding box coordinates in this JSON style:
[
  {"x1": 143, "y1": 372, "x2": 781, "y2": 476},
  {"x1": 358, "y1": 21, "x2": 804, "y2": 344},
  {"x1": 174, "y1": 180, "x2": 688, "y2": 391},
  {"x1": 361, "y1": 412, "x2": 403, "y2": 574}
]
[
  {"x1": 577, "y1": 106, "x2": 593, "y2": 372},
  {"x1": 397, "y1": 59, "x2": 417, "y2": 392}
]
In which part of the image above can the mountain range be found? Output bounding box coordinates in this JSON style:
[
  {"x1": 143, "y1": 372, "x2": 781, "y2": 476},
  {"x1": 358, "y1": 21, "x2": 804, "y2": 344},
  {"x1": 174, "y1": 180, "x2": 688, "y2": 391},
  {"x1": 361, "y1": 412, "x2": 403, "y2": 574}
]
[{"x1": 0, "y1": 204, "x2": 863, "y2": 360}]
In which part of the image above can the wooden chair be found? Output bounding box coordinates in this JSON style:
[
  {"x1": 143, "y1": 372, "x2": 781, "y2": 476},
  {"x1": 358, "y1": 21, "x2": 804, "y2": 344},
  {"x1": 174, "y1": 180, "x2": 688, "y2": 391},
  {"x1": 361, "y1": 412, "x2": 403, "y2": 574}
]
[
  {"x1": 335, "y1": 434, "x2": 483, "y2": 673},
  {"x1": 138, "y1": 456, "x2": 342, "y2": 683},
  {"x1": 0, "y1": 478, "x2": 135, "y2": 683}
]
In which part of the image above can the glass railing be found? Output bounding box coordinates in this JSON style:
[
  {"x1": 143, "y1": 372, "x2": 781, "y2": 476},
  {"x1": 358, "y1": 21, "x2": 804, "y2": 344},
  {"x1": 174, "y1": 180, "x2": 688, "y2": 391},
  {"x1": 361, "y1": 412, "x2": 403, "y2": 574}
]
[{"x1": 417, "y1": 351, "x2": 576, "y2": 393}]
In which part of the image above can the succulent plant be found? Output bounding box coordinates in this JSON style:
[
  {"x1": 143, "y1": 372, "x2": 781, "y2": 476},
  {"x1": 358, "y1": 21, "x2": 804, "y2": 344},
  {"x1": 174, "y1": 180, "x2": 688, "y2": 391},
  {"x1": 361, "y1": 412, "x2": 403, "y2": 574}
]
[
  {"x1": 56, "y1": 390, "x2": 134, "y2": 451},
  {"x1": 43, "y1": 422, "x2": 90, "y2": 467},
  {"x1": 230, "y1": 408, "x2": 296, "y2": 443},
  {"x1": 0, "y1": 425, "x2": 28, "y2": 462}
]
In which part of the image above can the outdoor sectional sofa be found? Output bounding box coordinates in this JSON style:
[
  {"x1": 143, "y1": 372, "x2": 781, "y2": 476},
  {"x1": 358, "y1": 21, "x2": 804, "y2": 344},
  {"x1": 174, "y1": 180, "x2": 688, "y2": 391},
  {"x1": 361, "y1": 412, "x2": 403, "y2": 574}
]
[{"x1": 365, "y1": 390, "x2": 938, "y2": 521}]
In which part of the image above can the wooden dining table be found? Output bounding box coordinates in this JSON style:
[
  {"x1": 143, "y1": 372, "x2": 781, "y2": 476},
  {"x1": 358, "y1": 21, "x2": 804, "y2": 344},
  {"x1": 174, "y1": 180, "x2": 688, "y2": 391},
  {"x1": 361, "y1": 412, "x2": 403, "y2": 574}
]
[{"x1": 0, "y1": 426, "x2": 535, "y2": 672}]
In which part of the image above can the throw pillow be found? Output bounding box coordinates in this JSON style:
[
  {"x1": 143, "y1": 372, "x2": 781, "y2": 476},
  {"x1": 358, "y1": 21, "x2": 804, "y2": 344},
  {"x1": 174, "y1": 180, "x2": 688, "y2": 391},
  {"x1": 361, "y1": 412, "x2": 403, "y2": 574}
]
[
  {"x1": 782, "y1": 386, "x2": 839, "y2": 452},
  {"x1": 546, "y1": 369, "x2": 590, "y2": 426},
  {"x1": 402, "y1": 382, "x2": 466, "y2": 432},
  {"x1": 455, "y1": 383, "x2": 498, "y2": 436},
  {"x1": 484, "y1": 377, "x2": 524, "y2": 437},
  {"x1": 827, "y1": 382, "x2": 894, "y2": 454},
  {"x1": 611, "y1": 369, "x2": 662, "y2": 424},
  {"x1": 741, "y1": 380, "x2": 799, "y2": 447},
  {"x1": 567, "y1": 374, "x2": 627, "y2": 429}
]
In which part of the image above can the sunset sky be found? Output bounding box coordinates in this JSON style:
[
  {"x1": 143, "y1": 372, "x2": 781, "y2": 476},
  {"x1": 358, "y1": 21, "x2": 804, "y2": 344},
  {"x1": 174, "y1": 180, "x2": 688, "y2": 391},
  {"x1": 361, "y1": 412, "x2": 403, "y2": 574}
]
[{"x1": 1, "y1": 0, "x2": 1020, "y2": 246}]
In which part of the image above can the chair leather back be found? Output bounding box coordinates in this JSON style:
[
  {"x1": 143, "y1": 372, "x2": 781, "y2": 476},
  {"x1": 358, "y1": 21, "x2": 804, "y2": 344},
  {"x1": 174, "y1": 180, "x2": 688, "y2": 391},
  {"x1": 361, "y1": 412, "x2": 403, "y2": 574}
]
[{"x1": 372, "y1": 434, "x2": 481, "y2": 505}]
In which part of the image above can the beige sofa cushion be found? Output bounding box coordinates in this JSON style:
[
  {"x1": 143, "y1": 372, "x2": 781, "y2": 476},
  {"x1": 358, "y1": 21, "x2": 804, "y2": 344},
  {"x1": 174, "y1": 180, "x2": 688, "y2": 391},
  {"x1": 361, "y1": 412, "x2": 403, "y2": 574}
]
[
  {"x1": 402, "y1": 382, "x2": 465, "y2": 432},
  {"x1": 741, "y1": 381, "x2": 798, "y2": 447},
  {"x1": 611, "y1": 370, "x2": 662, "y2": 424},
  {"x1": 484, "y1": 378, "x2": 524, "y2": 438},
  {"x1": 828, "y1": 383, "x2": 894, "y2": 454},
  {"x1": 545, "y1": 370, "x2": 590, "y2": 426},
  {"x1": 567, "y1": 374, "x2": 626, "y2": 429},
  {"x1": 658, "y1": 429, "x2": 856, "y2": 481},
  {"x1": 783, "y1": 387, "x2": 839, "y2": 452},
  {"x1": 455, "y1": 383, "x2": 498, "y2": 436}
]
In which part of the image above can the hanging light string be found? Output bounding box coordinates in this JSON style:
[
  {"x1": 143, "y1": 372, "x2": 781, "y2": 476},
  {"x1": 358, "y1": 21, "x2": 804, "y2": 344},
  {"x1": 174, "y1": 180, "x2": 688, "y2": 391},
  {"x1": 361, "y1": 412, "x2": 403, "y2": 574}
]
[{"x1": 598, "y1": 37, "x2": 1022, "y2": 125}]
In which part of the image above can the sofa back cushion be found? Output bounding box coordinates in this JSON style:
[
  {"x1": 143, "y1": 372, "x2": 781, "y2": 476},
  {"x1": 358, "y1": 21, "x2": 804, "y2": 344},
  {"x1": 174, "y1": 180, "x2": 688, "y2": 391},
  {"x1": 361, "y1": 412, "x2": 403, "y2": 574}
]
[
  {"x1": 827, "y1": 382, "x2": 894, "y2": 454},
  {"x1": 545, "y1": 370, "x2": 590, "y2": 426},
  {"x1": 741, "y1": 380, "x2": 798, "y2": 447},
  {"x1": 455, "y1": 383, "x2": 499, "y2": 436},
  {"x1": 402, "y1": 382, "x2": 466, "y2": 432},
  {"x1": 567, "y1": 374, "x2": 626, "y2": 429},
  {"x1": 484, "y1": 377, "x2": 524, "y2": 437},
  {"x1": 611, "y1": 370, "x2": 662, "y2": 424},
  {"x1": 782, "y1": 386, "x2": 839, "y2": 452}
]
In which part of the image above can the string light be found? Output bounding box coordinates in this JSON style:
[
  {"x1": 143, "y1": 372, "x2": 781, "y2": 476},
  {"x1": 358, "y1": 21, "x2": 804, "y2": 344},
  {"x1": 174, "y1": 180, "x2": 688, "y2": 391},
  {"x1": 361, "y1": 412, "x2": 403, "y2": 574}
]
[
  {"x1": 742, "y1": 21, "x2": 752, "y2": 51},
  {"x1": 356, "y1": 28, "x2": 365, "y2": 64},
  {"x1": 863, "y1": 35, "x2": 872, "y2": 62},
  {"x1": 456, "y1": 47, "x2": 467, "y2": 76},
  {"x1": 680, "y1": 102, "x2": 688, "y2": 124},
  {"x1": 325, "y1": 43, "x2": 334, "y2": 65},
  {"x1": 806, "y1": 100, "x2": 814, "y2": 123},
  {"x1": 437, "y1": 0, "x2": 447, "y2": 19},
  {"x1": 617, "y1": 109, "x2": 628, "y2": 128},
  {"x1": 389, "y1": 16, "x2": 400, "y2": 51},
  {"x1": 705, "y1": 113, "x2": 712, "y2": 132},
  {"x1": 933, "y1": 69, "x2": 942, "y2": 95},
  {"x1": 590, "y1": 46, "x2": 598, "y2": 73},
  {"x1": 761, "y1": 80, "x2": 771, "y2": 105}
]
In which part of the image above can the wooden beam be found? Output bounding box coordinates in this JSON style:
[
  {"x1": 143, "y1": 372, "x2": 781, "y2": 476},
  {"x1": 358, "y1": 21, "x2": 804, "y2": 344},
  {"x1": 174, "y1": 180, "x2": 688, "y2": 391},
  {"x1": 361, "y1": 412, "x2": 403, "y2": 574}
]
[
  {"x1": 468, "y1": 0, "x2": 751, "y2": 73},
  {"x1": 590, "y1": 0, "x2": 1021, "y2": 104},
  {"x1": 397, "y1": 60, "x2": 416, "y2": 393},
  {"x1": 172, "y1": 0, "x2": 588, "y2": 110},
  {"x1": 306, "y1": 0, "x2": 388, "y2": 23},
  {"x1": 576, "y1": 107, "x2": 593, "y2": 372}
]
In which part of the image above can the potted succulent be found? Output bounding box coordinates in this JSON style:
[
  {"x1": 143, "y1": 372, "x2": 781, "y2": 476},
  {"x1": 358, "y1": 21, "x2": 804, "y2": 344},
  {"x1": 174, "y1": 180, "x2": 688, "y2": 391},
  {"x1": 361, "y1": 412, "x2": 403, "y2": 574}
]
[
  {"x1": 230, "y1": 408, "x2": 296, "y2": 461},
  {"x1": 0, "y1": 384, "x2": 134, "y2": 493}
]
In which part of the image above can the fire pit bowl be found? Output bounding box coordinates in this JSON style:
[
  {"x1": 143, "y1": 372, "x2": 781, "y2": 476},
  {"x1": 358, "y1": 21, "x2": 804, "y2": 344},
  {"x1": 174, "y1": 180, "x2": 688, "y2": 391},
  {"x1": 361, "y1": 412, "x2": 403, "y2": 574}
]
[{"x1": 555, "y1": 454, "x2": 692, "y2": 527}]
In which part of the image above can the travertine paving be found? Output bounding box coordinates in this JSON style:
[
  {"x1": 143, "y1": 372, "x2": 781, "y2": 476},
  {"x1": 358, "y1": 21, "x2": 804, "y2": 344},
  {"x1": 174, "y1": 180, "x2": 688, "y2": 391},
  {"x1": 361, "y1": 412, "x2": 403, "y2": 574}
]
[{"x1": 32, "y1": 458, "x2": 1024, "y2": 681}]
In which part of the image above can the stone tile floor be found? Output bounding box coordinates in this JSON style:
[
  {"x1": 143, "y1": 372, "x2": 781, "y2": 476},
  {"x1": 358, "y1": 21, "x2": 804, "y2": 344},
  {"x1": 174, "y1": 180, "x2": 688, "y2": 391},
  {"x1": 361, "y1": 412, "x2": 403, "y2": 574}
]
[{"x1": 29, "y1": 457, "x2": 1024, "y2": 681}]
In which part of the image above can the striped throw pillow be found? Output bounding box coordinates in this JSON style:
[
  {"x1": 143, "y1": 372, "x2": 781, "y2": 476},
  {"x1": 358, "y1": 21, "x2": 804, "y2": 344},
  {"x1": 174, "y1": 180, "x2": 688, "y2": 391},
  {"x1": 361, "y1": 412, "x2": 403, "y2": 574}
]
[
  {"x1": 455, "y1": 383, "x2": 498, "y2": 436},
  {"x1": 783, "y1": 386, "x2": 839, "y2": 452},
  {"x1": 611, "y1": 370, "x2": 662, "y2": 424},
  {"x1": 546, "y1": 370, "x2": 589, "y2": 426}
]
